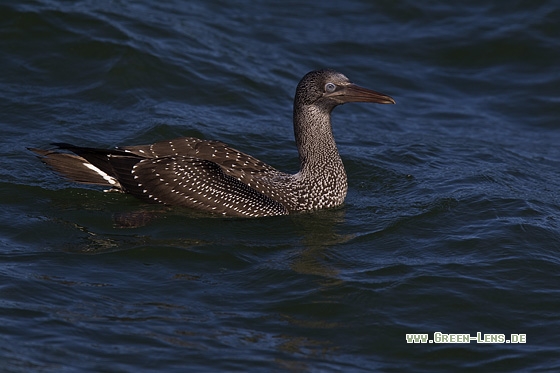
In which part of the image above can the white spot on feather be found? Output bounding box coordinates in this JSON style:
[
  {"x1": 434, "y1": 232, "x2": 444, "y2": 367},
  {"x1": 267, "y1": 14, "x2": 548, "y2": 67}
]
[{"x1": 82, "y1": 163, "x2": 117, "y2": 185}]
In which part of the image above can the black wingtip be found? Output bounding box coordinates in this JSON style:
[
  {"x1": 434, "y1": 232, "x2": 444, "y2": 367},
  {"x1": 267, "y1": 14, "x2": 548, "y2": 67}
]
[
  {"x1": 50, "y1": 142, "x2": 82, "y2": 151},
  {"x1": 28, "y1": 147, "x2": 50, "y2": 157},
  {"x1": 28, "y1": 144, "x2": 80, "y2": 156}
]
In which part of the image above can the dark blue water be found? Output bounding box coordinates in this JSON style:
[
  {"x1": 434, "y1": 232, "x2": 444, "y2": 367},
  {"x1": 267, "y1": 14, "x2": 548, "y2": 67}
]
[{"x1": 1, "y1": 1, "x2": 559, "y2": 371}]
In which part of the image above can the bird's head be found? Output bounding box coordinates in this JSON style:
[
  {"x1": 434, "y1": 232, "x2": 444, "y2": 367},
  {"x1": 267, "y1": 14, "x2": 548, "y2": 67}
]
[{"x1": 295, "y1": 69, "x2": 395, "y2": 109}]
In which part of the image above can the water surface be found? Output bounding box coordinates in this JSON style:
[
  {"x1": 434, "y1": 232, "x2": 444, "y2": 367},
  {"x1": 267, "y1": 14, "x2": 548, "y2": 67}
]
[{"x1": 1, "y1": 0, "x2": 559, "y2": 371}]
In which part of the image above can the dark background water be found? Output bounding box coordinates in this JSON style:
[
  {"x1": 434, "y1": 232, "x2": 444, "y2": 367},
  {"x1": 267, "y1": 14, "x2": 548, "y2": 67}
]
[{"x1": 1, "y1": 0, "x2": 559, "y2": 372}]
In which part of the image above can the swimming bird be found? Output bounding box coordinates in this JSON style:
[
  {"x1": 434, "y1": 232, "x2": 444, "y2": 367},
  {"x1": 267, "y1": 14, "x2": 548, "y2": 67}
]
[{"x1": 30, "y1": 69, "x2": 395, "y2": 217}]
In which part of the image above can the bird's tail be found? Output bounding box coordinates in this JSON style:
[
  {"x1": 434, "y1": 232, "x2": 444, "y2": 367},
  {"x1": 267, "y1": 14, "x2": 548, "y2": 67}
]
[{"x1": 29, "y1": 144, "x2": 123, "y2": 189}]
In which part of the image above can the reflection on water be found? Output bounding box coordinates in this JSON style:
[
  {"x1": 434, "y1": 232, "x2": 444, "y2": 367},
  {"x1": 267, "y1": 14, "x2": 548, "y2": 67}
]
[{"x1": 289, "y1": 209, "x2": 352, "y2": 279}]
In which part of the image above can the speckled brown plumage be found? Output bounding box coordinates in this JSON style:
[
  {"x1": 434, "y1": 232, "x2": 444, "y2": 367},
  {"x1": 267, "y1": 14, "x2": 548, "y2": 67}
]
[{"x1": 30, "y1": 69, "x2": 395, "y2": 217}]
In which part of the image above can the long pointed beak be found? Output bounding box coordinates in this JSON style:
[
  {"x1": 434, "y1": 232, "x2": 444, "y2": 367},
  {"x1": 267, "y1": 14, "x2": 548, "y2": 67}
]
[{"x1": 338, "y1": 83, "x2": 396, "y2": 104}]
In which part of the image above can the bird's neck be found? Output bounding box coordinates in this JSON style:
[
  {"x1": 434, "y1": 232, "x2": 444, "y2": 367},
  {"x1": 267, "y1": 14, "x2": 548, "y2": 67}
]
[{"x1": 293, "y1": 104, "x2": 346, "y2": 181}]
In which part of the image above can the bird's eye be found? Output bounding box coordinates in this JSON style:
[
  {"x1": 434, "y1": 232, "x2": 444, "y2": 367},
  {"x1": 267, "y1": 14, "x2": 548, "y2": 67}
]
[{"x1": 325, "y1": 82, "x2": 336, "y2": 93}]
